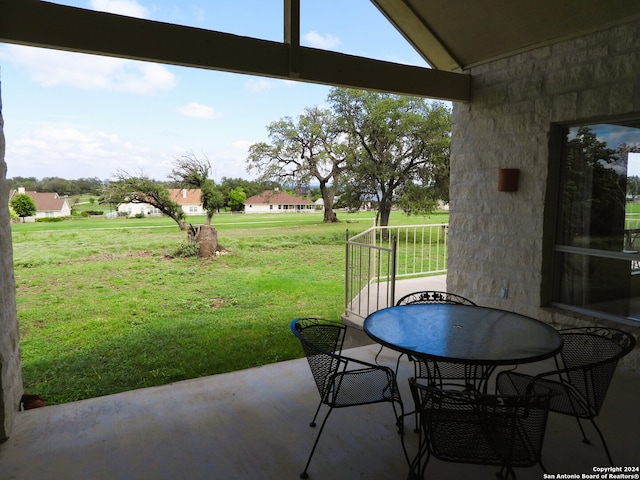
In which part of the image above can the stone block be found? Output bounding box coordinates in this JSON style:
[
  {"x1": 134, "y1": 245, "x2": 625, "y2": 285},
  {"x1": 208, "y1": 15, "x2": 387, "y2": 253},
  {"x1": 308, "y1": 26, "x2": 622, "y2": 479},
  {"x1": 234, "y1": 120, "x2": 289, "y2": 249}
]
[{"x1": 450, "y1": 19, "x2": 640, "y2": 342}]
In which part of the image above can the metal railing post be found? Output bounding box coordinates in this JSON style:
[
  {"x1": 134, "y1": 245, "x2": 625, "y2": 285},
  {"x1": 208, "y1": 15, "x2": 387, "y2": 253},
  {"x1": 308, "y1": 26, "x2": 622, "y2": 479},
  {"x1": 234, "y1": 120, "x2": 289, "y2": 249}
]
[
  {"x1": 389, "y1": 235, "x2": 397, "y2": 307},
  {"x1": 344, "y1": 228, "x2": 350, "y2": 313},
  {"x1": 344, "y1": 223, "x2": 448, "y2": 321}
]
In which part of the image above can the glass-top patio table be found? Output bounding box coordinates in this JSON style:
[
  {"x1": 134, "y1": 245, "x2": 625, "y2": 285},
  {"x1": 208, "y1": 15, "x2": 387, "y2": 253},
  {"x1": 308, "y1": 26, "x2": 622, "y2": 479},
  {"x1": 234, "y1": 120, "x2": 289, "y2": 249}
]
[
  {"x1": 365, "y1": 303, "x2": 564, "y2": 479},
  {"x1": 363, "y1": 303, "x2": 563, "y2": 374}
]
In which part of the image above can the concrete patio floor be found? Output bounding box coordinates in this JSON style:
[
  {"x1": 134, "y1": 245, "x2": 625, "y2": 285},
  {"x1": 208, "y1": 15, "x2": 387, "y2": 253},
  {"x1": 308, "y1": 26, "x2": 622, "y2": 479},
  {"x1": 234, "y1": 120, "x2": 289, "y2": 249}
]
[{"x1": 1, "y1": 341, "x2": 638, "y2": 480}]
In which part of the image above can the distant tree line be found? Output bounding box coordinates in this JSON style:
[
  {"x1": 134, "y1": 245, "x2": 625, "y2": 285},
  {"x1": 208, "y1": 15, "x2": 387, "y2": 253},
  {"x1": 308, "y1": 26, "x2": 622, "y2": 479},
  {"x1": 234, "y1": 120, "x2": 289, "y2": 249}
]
[
  {"x1": 6, "y1": 175, "x2": 302, "y2": 212},
  {"x1": 7, "y1": 176, "x2": 106, "y2": 196}
]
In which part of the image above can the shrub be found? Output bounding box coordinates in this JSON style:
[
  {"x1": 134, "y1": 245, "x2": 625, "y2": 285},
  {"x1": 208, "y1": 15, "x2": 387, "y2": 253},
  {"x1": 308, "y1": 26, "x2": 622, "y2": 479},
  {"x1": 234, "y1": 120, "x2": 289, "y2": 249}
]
[
  {"x1": 35, "y1": 217, "x2": 64, "y2": 223},
  {"x1": 171, "y1": 240, "x2": 199, "y2": 258}
]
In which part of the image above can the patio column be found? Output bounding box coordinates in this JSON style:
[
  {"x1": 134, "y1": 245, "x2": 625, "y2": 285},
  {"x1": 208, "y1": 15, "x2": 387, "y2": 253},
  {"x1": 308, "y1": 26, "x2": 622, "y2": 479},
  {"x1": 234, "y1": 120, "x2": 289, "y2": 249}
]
[{"x1": 0, "y1": 78, "x2": 23, "y2": 442}]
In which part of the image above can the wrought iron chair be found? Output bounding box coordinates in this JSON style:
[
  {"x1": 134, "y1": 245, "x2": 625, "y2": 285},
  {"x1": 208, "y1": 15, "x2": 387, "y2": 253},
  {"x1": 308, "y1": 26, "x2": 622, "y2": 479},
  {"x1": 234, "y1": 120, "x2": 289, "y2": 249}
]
[
  {"x1": 408, "y1": 377, "x2": 555, "y2": 480},
  {"x1": 290, "y1": 317, "x2": 407, "y2": 479},
  {"x1": 496, "y1": 326, "x2": 636, "y2": 466},
  {"x1": 384, "y1": 291, "x2": 477, "y2": 377},
  {"x1": 380, "y1": 291, "x2": 483, "y2": 430}
]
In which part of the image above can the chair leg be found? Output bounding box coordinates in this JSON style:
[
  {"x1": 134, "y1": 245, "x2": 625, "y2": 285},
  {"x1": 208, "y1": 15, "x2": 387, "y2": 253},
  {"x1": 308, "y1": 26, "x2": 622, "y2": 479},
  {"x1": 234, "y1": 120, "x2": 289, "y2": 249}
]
[
  {"x1": 574, "y1": 416, "x2": 590, "y2": 445},
  {"x1": 309, "y1": 400, "x2": 323, "y2": 427},
  {"x1": 573, "y1": 416, "x2": 614, "y2": 466},
  {"x1": 394, "y1": 352, "x2": 405, "y2": 375},
  {"x1": 590, "y1": 418, "x2": 614, "y2": 466},
  {"x1": 393, "y1": 401, "x2": 411, "y2": 466},
  {"x1": 408, "y1": 437, "x2": 430, "y2": 480},
  {"x1": 496, "y1": 466, "x2": 517, "y2": 480},
  {"x1": 374, "y1": 344, "x2": 385, "y2": 366},
  {"x1": 301, "y1": 407, "x2": 334, "y2": 479}
]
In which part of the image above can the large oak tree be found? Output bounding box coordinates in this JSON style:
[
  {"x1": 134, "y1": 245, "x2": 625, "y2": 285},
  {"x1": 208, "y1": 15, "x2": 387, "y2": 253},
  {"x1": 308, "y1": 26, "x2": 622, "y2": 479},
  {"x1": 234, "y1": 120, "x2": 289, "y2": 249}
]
[
  {"x1": 329, "y1": 88, "x2": 452, "y2": 227},
  {"x1": 246, "y1": 106, "x2": 348, "y2": 223}
]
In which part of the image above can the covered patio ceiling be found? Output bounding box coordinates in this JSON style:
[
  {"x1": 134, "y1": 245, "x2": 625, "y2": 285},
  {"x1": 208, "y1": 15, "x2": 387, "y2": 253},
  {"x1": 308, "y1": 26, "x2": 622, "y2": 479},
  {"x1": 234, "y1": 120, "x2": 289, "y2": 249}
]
[{"x1": 374, "y1": 0, "x2": 640, "y2": 71}]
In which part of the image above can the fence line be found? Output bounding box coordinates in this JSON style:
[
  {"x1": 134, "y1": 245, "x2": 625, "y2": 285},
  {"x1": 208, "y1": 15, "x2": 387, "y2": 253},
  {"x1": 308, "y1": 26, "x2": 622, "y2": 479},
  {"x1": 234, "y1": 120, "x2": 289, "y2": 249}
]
[{"x1": 344, "y1": 223, "x2": 449, "y2": 321}]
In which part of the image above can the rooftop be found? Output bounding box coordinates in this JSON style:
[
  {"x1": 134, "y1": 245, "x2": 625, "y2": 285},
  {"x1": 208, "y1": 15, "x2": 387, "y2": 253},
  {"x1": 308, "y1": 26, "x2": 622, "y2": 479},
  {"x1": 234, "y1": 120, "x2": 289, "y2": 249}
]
[{"x1": 245, "y1": 190, "x2": 315, "y2": 206}]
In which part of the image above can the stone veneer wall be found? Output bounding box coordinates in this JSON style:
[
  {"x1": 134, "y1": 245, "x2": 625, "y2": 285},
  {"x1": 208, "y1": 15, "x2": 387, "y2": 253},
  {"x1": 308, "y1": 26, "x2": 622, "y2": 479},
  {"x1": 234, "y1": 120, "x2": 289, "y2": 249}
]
[
  {"x1": 448, "y1": 20, "x2": 640, "y2": 370},
  {"x1": 0, "y1": 92, "x2": 23, "y2": 441}
]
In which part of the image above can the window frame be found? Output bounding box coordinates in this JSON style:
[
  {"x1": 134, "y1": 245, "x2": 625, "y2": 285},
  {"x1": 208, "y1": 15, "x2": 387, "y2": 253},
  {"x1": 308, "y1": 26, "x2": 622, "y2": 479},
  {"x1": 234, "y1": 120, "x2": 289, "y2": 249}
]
[{"x1": 545, "y1": 118, "x2": 640, "y2": 326}]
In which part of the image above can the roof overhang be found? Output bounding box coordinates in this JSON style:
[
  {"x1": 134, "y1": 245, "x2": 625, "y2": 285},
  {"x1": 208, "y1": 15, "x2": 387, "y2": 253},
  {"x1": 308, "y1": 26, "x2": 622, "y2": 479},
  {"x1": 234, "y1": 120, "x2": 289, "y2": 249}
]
[
  {"x1": 373, "y1": 0, "x2": 640, "y2": 71},
  {"x1": 0, "y1": 0, "x2": 471, "y2": 102}
]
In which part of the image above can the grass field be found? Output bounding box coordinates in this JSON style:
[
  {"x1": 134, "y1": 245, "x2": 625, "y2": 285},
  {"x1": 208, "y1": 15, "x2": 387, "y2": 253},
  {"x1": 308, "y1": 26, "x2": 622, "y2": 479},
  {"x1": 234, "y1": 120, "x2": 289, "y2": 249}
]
[{"x1": 13, "y1": 210, "x2": 448, "y2": 405}]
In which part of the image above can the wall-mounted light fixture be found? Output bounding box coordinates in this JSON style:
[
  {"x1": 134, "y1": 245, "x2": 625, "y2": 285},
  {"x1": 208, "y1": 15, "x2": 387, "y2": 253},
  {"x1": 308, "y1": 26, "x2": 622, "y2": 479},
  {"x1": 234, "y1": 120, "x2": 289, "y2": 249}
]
[{"x1": 498, "y1": 168, "x2": 519, "y2": 192}]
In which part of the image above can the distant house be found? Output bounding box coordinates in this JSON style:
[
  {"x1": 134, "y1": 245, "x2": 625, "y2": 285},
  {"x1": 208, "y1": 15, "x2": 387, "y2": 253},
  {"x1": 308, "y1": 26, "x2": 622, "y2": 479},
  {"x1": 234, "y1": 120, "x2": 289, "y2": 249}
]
[
  {"x1": 314, "y1": 196, "x2": 339, "y2": 210},
  {"x1": 117, "y1": 189, "x2": 204, "y2": 217},
  {"x1": 9, "y1": 188, "x2": 72, "y2": 220},
  {"x1": 244, "y1": 190, "x2": 315, "y2": 214},
  {"x1": 168, "y1": 189, "x2": 205, "y2": 216}
]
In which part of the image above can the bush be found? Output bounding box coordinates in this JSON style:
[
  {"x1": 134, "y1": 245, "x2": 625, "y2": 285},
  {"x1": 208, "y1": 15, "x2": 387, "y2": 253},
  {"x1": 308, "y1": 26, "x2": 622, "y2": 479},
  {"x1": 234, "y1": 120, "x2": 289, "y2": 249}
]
[
  {"x1": 134, "y1": 213, "x2": 146, "y2": 219},
  {"x1": 171, "y1": 240, "x2": 199, "y2": 258},
  {"x1": 35, "y1": 217, "x2": 64, "y2": 223}
]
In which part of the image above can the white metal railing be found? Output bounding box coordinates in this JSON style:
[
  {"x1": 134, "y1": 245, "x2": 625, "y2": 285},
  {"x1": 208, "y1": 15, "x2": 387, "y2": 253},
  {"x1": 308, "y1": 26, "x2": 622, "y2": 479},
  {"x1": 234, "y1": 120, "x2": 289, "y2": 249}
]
[{"x1": 345, "y1": 223, "x2": 449, "y2": 320}]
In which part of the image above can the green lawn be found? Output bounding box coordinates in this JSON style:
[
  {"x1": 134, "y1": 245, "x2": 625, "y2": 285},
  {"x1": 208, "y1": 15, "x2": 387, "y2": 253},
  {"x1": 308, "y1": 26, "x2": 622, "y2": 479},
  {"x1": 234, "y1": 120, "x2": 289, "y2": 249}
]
[{"x1": 13, "y1": 210, "x2": 448, "y2": 404}]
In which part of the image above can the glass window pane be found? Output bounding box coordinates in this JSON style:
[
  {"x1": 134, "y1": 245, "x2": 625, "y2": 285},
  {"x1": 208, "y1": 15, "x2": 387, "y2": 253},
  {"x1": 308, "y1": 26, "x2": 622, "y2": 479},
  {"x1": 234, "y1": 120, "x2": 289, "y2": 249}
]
[
  {"x1": 555, "y1": 251, "x2": 638, "y2": 320},
  {"x1": 554, "y1": 121, "x2": 640, "y2": 322},
  {"x1": 557, "y1": 124, "x2": 636, "y2": 251}
]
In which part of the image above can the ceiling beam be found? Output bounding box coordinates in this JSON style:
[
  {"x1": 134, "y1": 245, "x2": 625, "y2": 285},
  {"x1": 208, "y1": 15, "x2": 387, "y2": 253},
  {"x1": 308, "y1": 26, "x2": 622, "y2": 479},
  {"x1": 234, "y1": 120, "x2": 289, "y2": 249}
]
[
  {"x1": 0, "y1": 0, "x2": 470, "y2": 101},
  {"x1": 283, "y1": 0, "x2": 301, "y2": 77}
]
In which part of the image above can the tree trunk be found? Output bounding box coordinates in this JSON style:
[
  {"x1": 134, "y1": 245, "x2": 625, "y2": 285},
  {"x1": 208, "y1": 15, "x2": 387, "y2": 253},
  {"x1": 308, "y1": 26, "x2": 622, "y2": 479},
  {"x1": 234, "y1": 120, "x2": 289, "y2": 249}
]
[
  {"x1": 379, "y1": 195, "x2": 393, "y2": 241},
  {"x1": 195, "y1": 225, "x2": 218, "y2": 258},
  {"x1": 379, "y1": 197, "x2": 392, "y2": 227},
  {"x1": 319, "y1": 182, "x2": 338, "y2": 223},
  {"x1": 323, "y1": 208, "x2": 338, "y2": 223}
]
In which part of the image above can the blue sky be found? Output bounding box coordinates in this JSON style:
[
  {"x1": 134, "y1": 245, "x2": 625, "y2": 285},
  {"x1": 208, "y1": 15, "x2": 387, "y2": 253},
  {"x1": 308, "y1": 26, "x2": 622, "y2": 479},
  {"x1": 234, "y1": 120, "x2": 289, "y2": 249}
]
[{"x1": 0, "y1": 0, "x2": 428, "y2": 182}]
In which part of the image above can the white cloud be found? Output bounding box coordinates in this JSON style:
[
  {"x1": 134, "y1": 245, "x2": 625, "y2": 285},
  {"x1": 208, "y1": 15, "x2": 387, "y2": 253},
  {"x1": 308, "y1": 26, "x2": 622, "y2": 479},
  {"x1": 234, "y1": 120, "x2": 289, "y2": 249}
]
[
  {"x1": 177, "y1": 102, "x2": 222, "y2": 119},
  {"x1": 5, "y1": 45, "x2": 176, "y2": 95},
  {"x1": 243, "y1": 78, "x2": 298, "y2": 94},
  {"x1": 5, "y1": 120, "x2": 255, "y2": 181},
  {"x1": 89, "y1": 0, "x2": 148, "y2": 18},
  {"x1": 303, "y1": 31, "x2": 341, "y2": 49},
  {"x1": 231, "y1": 140, "x2": 253, "y2": 150},
  {"x1": 6, "y1": 123, "x2": 172, "y2": 180},
  {"x1": 244, "y1": 78, "x2": 276, "y2": 93},
  {"x1": 13, "y1": 124, "x2": 117, "y2": 162}
]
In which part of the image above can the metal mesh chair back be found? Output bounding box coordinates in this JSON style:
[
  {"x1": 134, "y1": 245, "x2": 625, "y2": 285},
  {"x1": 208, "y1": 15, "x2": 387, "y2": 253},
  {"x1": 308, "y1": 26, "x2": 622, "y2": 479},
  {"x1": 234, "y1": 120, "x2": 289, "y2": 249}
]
[
  {"x1": 396, "y1": 290, "x2": 476, "y2": 306},
  {"x1": 292, "y1": 319, "x2": 346, "y2": 399},
  {"x1": 556, "y1": 327, "x2": 635, "y2": 415},
  {"x1": 409, "y1": 377, "x2": 553, "y2": 479}
]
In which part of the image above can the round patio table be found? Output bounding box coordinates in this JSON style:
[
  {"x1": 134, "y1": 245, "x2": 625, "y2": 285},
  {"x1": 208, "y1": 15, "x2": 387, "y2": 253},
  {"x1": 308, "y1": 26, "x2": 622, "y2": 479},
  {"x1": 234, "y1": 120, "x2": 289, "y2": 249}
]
[{"x1": 363, "y1": 304, "x2": 563, "y2": 366}]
